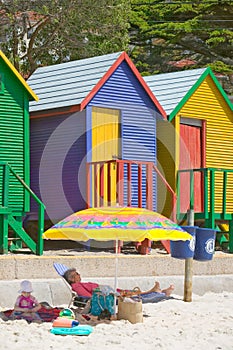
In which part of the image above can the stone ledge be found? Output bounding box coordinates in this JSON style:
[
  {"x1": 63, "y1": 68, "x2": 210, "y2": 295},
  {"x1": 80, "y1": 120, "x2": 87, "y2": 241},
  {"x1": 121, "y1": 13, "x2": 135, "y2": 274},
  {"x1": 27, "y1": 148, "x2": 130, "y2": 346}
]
[{"x1": 0, "y1": 252, "x2": 232, "y2": 280}]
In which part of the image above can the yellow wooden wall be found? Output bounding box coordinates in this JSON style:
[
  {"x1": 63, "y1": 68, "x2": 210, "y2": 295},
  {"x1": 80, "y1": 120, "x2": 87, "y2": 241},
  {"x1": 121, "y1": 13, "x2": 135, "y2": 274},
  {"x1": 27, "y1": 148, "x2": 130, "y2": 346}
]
[
  {"x1": 157, "y1": 119, "x2": 177, "y2": 219},
  {"x1": 158, "y1": 75, "x2": 233, "y2": 215}
]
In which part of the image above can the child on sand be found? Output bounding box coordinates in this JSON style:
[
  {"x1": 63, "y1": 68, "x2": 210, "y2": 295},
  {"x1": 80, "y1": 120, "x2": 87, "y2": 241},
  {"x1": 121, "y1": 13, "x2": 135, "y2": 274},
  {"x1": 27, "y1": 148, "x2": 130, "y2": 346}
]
[{"x1": 12, "y1": 280, "x2": 42, "y2": 322}]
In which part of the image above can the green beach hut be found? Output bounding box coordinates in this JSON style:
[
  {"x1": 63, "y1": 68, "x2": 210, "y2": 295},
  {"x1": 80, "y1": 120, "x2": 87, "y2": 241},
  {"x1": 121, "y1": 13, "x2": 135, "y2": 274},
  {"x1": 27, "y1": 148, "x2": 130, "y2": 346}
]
[{"x1": 0, "y1": 50, "x2": 45, "y2": 255}]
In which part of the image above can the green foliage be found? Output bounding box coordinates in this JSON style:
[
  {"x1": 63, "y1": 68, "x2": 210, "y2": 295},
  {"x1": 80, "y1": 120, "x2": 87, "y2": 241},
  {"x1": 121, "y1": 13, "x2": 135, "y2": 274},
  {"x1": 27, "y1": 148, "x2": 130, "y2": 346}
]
[
  {"x1": 129, "y1": 0, "x2": 233, "y2": 77},
  {"x1": 0, "y1": 0, "x2": 130, "y2": 75},
  {"x1": 208, "y1": 61, "x2": 233, "y2": 74},
  {"x1": 0, "y1": 0, "x2": 232, "y2": 86}
]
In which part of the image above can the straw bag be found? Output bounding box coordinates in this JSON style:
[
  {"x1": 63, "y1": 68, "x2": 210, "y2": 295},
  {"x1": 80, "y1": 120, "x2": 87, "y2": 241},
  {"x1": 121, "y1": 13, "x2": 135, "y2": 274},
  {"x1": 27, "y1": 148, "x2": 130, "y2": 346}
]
[{"x1": 117, "y1": 298, "x2": 143, "y2": 324}]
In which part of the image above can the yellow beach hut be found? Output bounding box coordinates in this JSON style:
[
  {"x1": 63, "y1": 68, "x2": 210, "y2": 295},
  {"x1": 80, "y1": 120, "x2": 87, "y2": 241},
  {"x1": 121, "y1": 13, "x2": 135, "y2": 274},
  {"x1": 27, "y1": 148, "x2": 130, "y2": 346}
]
[{"x1": 144, "y1": 68, "x2": 233, "y2": 251}]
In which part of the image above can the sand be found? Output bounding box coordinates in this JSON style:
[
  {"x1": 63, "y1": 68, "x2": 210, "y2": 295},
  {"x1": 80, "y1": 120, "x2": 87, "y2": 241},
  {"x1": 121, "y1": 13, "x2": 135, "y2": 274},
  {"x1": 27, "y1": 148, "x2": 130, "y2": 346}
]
[{"x1": 0, "y1": 291, "x2": 233, "y2": 350}]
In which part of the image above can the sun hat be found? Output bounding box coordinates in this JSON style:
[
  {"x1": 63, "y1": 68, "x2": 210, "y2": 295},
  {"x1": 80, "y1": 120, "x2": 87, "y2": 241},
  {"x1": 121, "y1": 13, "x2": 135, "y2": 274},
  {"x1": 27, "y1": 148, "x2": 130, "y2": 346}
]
[{"x1": 18, "y1": 280, "x2": 33, "y2": 293}]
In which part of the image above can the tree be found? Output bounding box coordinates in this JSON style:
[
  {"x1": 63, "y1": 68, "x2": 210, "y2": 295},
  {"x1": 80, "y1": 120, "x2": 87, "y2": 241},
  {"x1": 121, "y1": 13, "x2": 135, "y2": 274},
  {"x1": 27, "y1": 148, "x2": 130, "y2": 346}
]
[
  {"x1": 129, "y1": 0, "x2": 233, "y2": 78},
  {"x1": 1, "y1": 0, "x2": 233, "y2": 93},
  {"x1": 0, "y1": 0, "x2": 130, "y2": 76}
]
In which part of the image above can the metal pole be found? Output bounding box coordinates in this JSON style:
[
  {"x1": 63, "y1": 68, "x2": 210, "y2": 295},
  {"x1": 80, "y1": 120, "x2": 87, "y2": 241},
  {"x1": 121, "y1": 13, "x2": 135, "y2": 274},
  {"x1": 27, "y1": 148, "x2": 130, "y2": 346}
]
[
  {"x1": 114, "y1": 240, "x2": 119, "y2": 316},
  {"x1": 184, "y1": 209, "x2": 194, "y2": 302}
]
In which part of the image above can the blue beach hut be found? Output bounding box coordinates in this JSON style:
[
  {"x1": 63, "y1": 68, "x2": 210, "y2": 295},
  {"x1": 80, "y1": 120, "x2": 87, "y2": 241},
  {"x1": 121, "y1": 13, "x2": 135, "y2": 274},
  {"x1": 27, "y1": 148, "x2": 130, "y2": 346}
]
[{"x1": 28, "y1": 52, "x2": 170, "y2": 228}]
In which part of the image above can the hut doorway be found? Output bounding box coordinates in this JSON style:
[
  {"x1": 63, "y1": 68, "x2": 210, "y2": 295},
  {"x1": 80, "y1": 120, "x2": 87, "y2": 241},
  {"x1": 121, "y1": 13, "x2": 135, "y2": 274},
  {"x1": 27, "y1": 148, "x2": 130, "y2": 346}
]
[
  {"x1": 179, "y1": 118, "x2": 205, "y2": 213},
  {"x1": 91, "y1": 106, "x2": 121, "y2": 206}
]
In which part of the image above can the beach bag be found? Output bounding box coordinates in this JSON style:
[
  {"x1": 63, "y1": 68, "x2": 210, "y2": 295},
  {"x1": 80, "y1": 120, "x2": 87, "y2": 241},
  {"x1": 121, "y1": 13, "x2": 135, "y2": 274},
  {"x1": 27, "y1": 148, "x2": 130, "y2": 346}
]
[
  {"x1": 90, "y1": 288, "x2": 115, "y2": 317},
  {"x1": 117, "y1": 298, "x2": 143, "y2": 324}
]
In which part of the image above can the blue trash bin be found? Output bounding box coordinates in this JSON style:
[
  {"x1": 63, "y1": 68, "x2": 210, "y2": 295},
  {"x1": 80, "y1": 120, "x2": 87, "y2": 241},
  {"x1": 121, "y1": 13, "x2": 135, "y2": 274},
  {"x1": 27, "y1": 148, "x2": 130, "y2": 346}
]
[
  {"x1": 193, "y1": 228, "x2": 216, "y2": 261},
  {"x1": 170, "y1": 226, "x2": 196, "y2": 259}
]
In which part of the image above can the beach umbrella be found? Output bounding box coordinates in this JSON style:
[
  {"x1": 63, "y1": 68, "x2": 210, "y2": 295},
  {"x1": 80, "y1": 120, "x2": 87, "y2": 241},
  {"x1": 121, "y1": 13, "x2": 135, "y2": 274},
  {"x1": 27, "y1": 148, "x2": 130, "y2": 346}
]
[
  {"x1": 43, "y1": 206, "x2": 191, "y2": 313},
  {"x1": 43, "y1": 206, "x2": 191, "y2": 242}
]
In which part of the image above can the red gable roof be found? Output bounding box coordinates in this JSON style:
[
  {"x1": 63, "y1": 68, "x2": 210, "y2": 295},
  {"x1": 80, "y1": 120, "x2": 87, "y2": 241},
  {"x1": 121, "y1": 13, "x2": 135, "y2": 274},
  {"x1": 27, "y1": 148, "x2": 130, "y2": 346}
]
[{"x1": 80, "y1": 52, "x2": 166, "y2": 119}]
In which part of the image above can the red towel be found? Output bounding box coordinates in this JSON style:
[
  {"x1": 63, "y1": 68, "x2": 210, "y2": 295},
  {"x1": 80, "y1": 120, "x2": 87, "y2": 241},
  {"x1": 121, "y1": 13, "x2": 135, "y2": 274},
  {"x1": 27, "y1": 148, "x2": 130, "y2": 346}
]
[{"x1": 2, "y1": 306, "x2": 62, "y2": 323}]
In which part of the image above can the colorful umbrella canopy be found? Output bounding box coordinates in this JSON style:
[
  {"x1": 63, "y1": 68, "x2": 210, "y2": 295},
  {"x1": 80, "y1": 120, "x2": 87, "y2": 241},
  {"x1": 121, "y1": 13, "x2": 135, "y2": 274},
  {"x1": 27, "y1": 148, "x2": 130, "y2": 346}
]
[
  {"x1": 44, "y1": 206, "x2": 192, "y2": 314},
  {"x1": 43, "y1": 206, "x2": 191, "y2": 242}
]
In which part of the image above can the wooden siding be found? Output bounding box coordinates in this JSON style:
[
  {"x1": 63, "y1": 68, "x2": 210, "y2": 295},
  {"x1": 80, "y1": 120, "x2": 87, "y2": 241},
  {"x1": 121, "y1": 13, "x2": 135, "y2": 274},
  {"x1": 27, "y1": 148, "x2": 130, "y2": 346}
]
[
  {"x1": 178, "y1": 75, "x2": 233, "y2": 212},
  {"x1": 157, "y1": 119, "x2": 176, "y2": 218},
  {"x1": 30, "y1": 111, "x2": 86, "y2": 221},
  {"x1": 88, "y1": 61, "x2": 159, "y2": 210},
  {"x1": 0, "y1": 59, "x2": 28, "y2": 211}
]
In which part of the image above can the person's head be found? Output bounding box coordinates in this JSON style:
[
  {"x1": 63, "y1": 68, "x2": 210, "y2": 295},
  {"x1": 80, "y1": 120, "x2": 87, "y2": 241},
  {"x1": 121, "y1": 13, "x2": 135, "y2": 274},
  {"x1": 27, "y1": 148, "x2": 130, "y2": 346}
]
[
  {"x1": 63, "y1": 268, "x2": 81, "y2": 284},
  {"x1": 18, "y1": 280, "x2": 33, "y2": 296}
]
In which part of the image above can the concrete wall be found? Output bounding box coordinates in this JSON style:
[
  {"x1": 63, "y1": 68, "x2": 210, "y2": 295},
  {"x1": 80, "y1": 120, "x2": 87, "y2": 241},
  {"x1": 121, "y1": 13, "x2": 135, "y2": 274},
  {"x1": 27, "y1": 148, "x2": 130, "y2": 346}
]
[
  {"x1": 1, "y1": 252, "x2": 233, "y2": 309},
  {"x1": 0, "y1": 252, "x2": 232, "y2": 280},
  {"x1": 1, "y1": 275, "x2": 233, "y2": 309}
]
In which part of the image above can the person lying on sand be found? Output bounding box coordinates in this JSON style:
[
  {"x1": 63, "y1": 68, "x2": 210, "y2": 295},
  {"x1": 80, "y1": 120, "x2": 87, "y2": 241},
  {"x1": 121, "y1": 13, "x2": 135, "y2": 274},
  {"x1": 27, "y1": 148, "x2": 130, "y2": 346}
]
[{"x1": 63, "y1": 268, "x2": 174, "y2": 298}]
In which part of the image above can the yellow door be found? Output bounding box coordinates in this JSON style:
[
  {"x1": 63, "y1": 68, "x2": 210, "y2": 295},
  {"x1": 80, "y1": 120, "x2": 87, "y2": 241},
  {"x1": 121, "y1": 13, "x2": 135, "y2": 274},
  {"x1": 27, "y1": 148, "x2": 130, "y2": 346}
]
[{"x1": 92, "y1": 107, "x2": 121, "y2": 206}]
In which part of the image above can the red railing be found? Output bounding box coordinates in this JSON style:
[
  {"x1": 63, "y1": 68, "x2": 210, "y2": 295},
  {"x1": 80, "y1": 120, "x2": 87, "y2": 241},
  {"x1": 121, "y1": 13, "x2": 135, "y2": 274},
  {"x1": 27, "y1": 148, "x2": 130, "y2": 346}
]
[
  {"x1": 86, "y1": 159, "x2": 176, "y2": 221},
  {"x1": 86, "y1": 159, "x2": 176, "y2": 254}
]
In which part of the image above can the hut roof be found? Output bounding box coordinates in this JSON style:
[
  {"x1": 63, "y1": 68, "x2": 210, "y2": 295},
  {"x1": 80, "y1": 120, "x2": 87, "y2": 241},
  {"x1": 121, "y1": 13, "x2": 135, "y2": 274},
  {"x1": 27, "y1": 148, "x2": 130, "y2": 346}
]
[
  {"x1": 144, "y1": 67, "x2": 233, "y2": 120},
  {"x1": 28, "y1": 52, "x2": 165, "y2": 117}
]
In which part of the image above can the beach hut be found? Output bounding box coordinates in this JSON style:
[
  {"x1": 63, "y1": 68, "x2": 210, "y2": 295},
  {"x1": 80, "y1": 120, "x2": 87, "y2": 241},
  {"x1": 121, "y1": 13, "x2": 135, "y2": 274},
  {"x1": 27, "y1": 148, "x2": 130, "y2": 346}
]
[
  {"x1": 144, "y1": 68, "x2": 233, "y2": 251},
  {"x1": 28, "y1": 52, "x2": 174, "y2": 235},
  {"x1": 0, "y1": 50, "x2": 45, "y2": 255}
]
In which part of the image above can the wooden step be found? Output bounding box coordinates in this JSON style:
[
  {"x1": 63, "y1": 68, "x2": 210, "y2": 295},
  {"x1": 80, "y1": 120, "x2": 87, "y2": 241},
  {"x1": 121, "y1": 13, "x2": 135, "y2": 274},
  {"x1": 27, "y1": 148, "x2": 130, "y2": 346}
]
[
  {"x1": 8, "y1": 215, "x2": 37, "y2": 254},
  {"x1": 0, "y1": 206, "x2": 12, "y2": 214}
]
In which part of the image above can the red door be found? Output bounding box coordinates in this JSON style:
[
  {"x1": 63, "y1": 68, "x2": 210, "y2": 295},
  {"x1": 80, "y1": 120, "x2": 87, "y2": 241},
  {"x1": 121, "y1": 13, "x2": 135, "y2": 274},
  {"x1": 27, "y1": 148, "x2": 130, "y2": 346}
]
[{"x1": 179, "y1": 122, "x2": 203, "y2": 213}]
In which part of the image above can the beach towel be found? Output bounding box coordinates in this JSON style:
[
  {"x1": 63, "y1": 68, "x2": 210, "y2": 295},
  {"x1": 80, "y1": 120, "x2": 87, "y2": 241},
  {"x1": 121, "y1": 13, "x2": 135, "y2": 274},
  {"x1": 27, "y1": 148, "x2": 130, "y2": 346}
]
[
  {"x1": 133, "y1": 292, "x2": 173, "y2": 303},
  {"x1": 0, "y1": 306, "x2": 62, "y2": 323}
]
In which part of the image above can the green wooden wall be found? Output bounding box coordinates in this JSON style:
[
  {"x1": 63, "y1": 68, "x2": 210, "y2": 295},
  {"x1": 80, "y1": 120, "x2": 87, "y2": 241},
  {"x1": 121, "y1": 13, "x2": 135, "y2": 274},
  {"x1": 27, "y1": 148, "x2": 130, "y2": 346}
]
[{"x1": 0, "y1": 58, "x2": 30, "y2": 212}]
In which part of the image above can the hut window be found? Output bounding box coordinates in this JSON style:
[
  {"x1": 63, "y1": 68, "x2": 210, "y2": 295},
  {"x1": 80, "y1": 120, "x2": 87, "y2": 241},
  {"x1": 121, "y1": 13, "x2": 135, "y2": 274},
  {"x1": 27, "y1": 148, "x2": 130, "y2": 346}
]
[{"x1": 0, "y1": 73, "x2": 4, "y2": 94}]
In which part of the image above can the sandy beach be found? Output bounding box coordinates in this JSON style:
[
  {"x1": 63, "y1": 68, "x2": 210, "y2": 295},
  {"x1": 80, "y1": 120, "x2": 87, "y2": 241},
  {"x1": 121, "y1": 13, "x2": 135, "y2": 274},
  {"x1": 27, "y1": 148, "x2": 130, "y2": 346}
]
[{"x1": 1, "y1": 291, "x2": 233, "y2": 350}]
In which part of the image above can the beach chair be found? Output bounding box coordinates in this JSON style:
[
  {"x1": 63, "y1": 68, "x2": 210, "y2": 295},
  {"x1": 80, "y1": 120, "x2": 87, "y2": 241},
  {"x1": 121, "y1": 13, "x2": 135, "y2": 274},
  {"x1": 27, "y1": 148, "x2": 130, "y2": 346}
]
[{"x1": 53, "y1": 262, "x2": 90, "y2": 308}]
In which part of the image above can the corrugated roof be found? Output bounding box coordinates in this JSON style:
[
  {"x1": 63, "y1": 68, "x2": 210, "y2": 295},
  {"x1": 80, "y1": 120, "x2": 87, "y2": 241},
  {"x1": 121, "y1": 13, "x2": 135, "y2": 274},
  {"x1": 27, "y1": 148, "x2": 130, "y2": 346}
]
[
  {"x1": 28, "y1": 52, "x2": 123, "y2": 112},
  {"x1": 144, "y1": 68, "x2": 206, "y2": 116},
  {"x1": 28, "y1": 52, "x2": 167, "y2": 117}
]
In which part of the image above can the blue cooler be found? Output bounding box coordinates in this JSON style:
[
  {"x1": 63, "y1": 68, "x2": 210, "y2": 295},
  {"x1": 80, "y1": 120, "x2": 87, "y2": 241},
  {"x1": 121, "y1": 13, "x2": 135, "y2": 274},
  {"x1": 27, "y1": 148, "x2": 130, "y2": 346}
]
[
  {"x1": 170, "y1": 226, "x2": 196, "y2": 259},
  {"x1": 194, "y1": 228, "x2": 216, "y2": 261}
]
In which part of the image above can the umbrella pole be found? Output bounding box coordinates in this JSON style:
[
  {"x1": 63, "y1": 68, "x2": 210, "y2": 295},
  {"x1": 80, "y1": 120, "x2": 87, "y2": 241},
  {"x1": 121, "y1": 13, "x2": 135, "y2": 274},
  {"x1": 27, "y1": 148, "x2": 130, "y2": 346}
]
[
  {"x1": 184, "y1": 209, "x2": 194, "y2": 302},
  {"x1": 114, "y1": 240, "x2": 119, "y2": 316}
]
